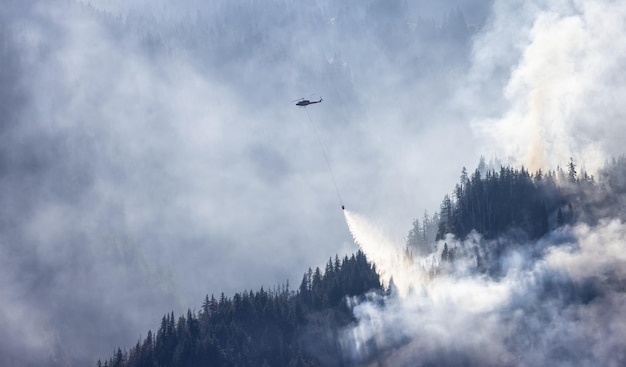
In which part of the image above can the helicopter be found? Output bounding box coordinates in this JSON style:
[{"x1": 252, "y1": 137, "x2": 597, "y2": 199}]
[{"x1": 295, "y1": 97, "x2": 323, "y2": 107}]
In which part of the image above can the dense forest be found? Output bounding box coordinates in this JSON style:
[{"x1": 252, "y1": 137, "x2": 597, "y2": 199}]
[
  {"x1": 408, "y1": 156, "x2": 626, "y2": 265},
  {"x1": 98, "y1": 251, "x2": 381, "y2": 367}
]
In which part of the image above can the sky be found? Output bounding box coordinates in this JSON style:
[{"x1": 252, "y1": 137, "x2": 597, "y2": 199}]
[{"x1": 1, "y1": 0, "x2": 626, "y2": 365}]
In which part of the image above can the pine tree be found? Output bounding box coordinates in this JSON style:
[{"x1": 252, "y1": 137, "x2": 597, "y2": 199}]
[
  {"x1": 441, "y1": 242, "x2": 450, "y2": 263},
  {"x1": 568, "y1": 157, "x2": 577, "y2": 183}
]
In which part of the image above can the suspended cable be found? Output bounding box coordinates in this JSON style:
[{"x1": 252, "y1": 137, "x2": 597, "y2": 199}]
[{"x1": 304, "y1": 107, "x2": 344, "y2": 210}]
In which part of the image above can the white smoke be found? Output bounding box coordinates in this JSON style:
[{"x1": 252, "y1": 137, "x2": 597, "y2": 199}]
[
  {"x1": 471, "y1": 0, "x2": 626, "y2": 172},
  {"x1": 547, "y1": 219, "x2": 626, "y2": 282},
  {"x1": 342, "y1": 213, "x2": 626, "y2": 366}
]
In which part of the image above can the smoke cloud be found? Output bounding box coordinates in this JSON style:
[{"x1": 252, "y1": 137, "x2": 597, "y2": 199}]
[
  {"x1": 344, "y1": 212, "x2": 626, "y2": 366},
  {"x1": 471, "y1": 0, "x2": 626, "y2": 172}
]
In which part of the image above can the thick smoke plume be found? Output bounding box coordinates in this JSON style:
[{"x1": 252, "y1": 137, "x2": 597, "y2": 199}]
[
  {"x1": 471, "y1": 0, "x2": 626, "y2": 172},
  {"x1": 344, "y1": 211, "x2": 626, "y2": 366}
]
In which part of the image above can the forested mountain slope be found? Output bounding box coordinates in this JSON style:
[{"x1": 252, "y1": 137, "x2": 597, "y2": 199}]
[
  {"x1": 99, "y1": 251, "x2": 381, "y2": 367},
  {"x1": 408, "y1": 157, "x2": 626, "y2": 252}
]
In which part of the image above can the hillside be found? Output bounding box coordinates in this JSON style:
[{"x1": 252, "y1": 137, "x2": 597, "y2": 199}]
[
  {"x1": 408, "y1": 157, "x2": 626, "y2": 253},
  {"x1": 99, "y1": 251, "x2": 380, "y2": 367}
]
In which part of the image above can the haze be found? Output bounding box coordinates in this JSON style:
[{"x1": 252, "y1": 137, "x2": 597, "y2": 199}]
[{"x1": 2, "y1": 0, "x2": 626, "y2": 365}]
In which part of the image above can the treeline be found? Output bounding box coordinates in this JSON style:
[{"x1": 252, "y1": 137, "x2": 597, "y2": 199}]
[
  {"x1": 408, "y1": 157, "x2": 622, "y2": 256},
  {"x1": 99, "y1": 251, "x2": 381, "y2": 367}
]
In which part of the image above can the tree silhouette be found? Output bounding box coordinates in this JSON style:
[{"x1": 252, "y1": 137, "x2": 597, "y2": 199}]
[{"x1": 102, "y1": 251, "x2": 381, "y2": 367}]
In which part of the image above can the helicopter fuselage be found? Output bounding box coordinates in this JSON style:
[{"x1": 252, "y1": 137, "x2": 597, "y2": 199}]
[{"x1": 296, "y1": 98, "x2": 322, "y2": 106}]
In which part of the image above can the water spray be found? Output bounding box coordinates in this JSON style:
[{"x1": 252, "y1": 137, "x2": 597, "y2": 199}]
[{"x1": 343, "y1": 209, "x2": 433, "y2": 295}]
